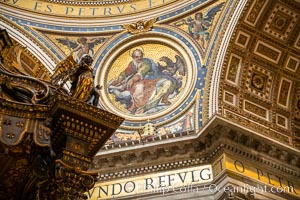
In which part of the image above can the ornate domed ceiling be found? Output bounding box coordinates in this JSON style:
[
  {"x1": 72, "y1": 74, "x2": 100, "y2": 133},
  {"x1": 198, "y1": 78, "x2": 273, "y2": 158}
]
[
  {"x1": 215, "y1": 0, "x2": 300, "y2": 149},
  {"x1": 1, "y1": 0, "x2": 299, "y2": 154}
]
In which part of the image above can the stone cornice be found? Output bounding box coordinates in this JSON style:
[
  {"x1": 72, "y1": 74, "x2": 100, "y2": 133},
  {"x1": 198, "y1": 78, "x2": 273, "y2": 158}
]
[{"x1": 93, "y1": 116, "x2": 300, "y2": 182}]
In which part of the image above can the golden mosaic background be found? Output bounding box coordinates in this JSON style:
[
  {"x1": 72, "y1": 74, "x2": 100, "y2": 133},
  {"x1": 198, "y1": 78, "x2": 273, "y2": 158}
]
[{"x1": 106, "y1": 43, "x2": 187, "y2": 114}]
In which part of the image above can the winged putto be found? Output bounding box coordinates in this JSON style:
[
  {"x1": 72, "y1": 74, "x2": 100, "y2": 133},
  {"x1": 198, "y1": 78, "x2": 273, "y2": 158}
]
[
  {"x1": 56, "y1": 36, "x2": 106, "y2": 63},
  {"x1": 175, "y1": 2, "x2": 225, "y2": 49}
]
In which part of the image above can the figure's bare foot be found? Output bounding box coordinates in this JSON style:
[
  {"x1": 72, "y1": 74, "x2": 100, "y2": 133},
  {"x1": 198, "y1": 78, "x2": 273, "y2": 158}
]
[
  {"x1": 161, "y1": 99, "x2": 171, "y2": 105},
  {"x1": 128, "y1": 104, "x2": 137, "y2": 113},
  {"x1": 136, "y1": 108, "x2": 144, "y2": 114}
]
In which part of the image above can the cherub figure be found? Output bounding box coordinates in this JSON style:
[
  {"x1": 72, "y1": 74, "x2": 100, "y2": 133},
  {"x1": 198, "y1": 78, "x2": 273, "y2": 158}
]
[
  {"x1": 51, "y1": 54, "x2": 101, "y2": 106},
  {"x1": 69, "y1": 54, "x2": 94, "y2": 102},
  {"x1": 56, "y1": 36, "x2": 106, "y2": 63},
  {"x1": 175, "y1": 2, "x2": 224, "y2": 49},
  {"x1": 183, "y1": 12, "x2": 210, "y2": 48}
]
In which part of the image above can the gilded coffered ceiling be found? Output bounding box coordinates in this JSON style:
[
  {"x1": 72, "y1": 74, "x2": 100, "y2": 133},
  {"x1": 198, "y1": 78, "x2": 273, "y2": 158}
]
[
  {"x1": 0, "y1": 0, "x2": 299, "y2": 153},
  {"x1": 211, "y1": 0, "x2": 300, "y2": 149}
]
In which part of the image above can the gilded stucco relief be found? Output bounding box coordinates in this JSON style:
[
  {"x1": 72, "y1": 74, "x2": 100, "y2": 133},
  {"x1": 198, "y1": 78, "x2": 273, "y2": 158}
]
[
  {"x1": 245, "y1": 64, "x2": 274, "y2": 100},
  {"x1": 218, "y1": 0, "x2": 300, "y2": 147},
  {"x1": 263, "y1": 3, "x2": 299, "y2": 41}
]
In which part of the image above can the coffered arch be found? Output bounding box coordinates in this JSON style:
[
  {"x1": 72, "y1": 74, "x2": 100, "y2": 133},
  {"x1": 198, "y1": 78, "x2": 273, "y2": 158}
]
[
  {"x1": 215, "y1": 0, "x2": 300, "y2": 149},
  {"x1": 205, "y1": 0, "x2": 248, "y2": 119}
]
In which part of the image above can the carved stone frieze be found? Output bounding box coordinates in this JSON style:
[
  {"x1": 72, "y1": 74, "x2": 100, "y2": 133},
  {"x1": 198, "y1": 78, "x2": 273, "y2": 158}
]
[{"x1": 93, "y1": 117, "x2": 300, "y2": 183}]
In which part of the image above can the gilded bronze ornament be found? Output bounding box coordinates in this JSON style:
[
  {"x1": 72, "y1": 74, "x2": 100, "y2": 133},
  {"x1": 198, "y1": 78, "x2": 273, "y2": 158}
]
[{"x1": 0, "y1": 31, "x2": 124, "y2": 200}]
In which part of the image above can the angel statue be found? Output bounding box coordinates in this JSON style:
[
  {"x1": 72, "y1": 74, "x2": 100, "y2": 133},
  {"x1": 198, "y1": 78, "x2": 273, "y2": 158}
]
[
  {"x1": 51, "y1": 54, "x2": 101, "y2": 105},
  {"x1": 69, "y1": 54, "x2": 95, "y2": 102},
  {"x1": 56, "y1": 36, "x2": 106, "y2": 63},
  {"x1": 175, "y1": 2, "x2": 224, "y2": 49}
]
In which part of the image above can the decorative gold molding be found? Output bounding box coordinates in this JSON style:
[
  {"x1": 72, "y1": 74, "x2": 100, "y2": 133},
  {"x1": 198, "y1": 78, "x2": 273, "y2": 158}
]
[{"x1": 122, "y1": 18, "x2": 157, "y2": 34}]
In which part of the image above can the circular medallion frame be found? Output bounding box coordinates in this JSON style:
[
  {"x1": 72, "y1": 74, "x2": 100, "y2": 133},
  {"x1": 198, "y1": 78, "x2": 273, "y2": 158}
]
[{"x1": 94, "y1": 26, "x2": 203, "y2": 127}]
